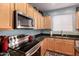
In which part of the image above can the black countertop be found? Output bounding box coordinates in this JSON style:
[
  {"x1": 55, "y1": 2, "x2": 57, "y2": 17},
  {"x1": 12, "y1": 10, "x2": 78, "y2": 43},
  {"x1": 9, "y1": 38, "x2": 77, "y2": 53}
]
[
  {"x1": 35, "y1": 33, "x2": 79, "y2": 40},
  {"x1": 8, "y1": 33, "x2": 79, "y2": 56}
]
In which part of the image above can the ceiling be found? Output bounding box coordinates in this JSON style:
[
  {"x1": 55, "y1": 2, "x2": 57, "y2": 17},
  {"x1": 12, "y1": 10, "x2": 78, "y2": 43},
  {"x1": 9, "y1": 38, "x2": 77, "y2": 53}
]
[{"x1": 31, "y1": 3, "x2": 79, "y2": 11}]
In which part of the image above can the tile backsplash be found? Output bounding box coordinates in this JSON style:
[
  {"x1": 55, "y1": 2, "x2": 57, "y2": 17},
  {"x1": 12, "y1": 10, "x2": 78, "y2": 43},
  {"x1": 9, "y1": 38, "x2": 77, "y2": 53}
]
[{"x1": 0, "y1": 29, "x2": 41, "y2": 36}]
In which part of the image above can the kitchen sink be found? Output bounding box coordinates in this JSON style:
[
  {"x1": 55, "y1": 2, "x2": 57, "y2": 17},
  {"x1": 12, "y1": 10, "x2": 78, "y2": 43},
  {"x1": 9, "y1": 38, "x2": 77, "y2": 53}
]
[{"x1": 51, "y1": 35, "x2": 79, "y2": 39}]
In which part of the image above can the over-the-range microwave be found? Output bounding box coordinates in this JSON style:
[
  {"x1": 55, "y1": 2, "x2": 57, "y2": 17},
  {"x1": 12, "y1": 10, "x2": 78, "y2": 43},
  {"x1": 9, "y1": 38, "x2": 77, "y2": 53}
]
[{"x1": 14, "y1": 10, "x2": 34, "y2": 29}]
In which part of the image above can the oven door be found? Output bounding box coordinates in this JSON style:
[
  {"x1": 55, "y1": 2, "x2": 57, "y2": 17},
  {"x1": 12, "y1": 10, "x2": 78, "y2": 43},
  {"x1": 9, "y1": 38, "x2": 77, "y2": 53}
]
[
  {"x1": 9, "y1": 40, "x2": 41, "y2": 56},
  {"x1": 25, "y1": 42, "x2": 41, "y2": 56}
]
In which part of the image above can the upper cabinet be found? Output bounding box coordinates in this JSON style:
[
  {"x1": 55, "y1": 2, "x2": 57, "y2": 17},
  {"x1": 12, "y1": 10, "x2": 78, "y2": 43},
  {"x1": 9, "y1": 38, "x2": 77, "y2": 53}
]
[
  {"x1": 44, "y1": 16, "x2": 51, "y2": 29},
  {"x1": 15, "y1": 3, "x2": 27, "y2": 15},
  {"x1": 0, "y1": 3, "x2": 14, "y2": 29},
  {"x1": 33, "y1": 9, "x2": 38, "y2": 29},
  {"x1": 76, "y1": 11, "x2": 79, "y2": 30},
  {"x1": 26, "y1": 3, "x2": 34, "y2": 18},
  {"x1": 0, "y1": 3, "x2": 51, "y2": 30},
  {"x1": 34, "y1": 10, "x2": 44, "y2": 29},
  {"x1": 39, "y1": 13, "x2": 44, "y2": 29}
]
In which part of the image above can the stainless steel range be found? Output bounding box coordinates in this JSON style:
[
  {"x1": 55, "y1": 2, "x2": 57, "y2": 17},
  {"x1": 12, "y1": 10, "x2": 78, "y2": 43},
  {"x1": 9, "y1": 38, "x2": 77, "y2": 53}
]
[{"x1": 9, "y1": 35, "x2": 42, "y2": 56}]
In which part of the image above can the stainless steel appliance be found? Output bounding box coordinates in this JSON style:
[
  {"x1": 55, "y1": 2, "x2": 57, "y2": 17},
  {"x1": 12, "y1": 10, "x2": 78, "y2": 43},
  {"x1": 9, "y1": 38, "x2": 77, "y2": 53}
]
[
  {"x1": 14, "y1": 11, "x2": 34, "y2": 29},
  {"x1": 9, "y1": 41, "x2": 41, "y2": 56},
  {"x1": 9, "y1": 35, "x2": 41, "y2": 56},
  {"x1": 9, "y1": 35, "x2": 33, "y2": 49}
]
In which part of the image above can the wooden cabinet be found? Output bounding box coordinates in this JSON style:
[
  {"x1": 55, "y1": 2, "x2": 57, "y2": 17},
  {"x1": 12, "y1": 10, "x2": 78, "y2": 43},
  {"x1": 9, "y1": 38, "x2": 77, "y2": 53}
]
[
  {"x1": 54, "y1": 38, "x2": 64, "y2": 53},
  {"x1": 26, "y1": 3, "x2": 34, "y2": 18},
  {"x1": 47, "y1": 38, "x2": 55, "y2": 51},
  {"x1": 62, "y1": 39, "x2": 75, "y2": 55},
  {"x1": 33, "y1": 10, "x2": 39, "y2": 29},
  {"x1": 37, "y1": 12, "x2": 44, "y2": 29},
  {"x1": 15, "y1": 3, "x2": 26, "y2": 15},
  {"x1": 33, "y1": 9, "x2": 44, "y2": 29},
  {"x1": 41, "y1": 38, "x2": 48, "y2": 56},
  {"x1": 40, "y1": 15, "x2": 44, "y2": 29},
  {"x1": 36, "y1": 12, "x2": 41, "y2": 29},
  {"x1": 0, "y1": 3, "x2": 50, "y2": 30},
  {"x1": 76, "y1": 11, "x2": 79, "y2": 30},
  {"x1": 0, "y1": 3, "x2": 14, "y2": 29},
  {"x1": 54, "y1": 38, "x2": 74, "y2": 55},
  {"x1": 41, "y1": 37, "x2": 75, "y2": 56},
  {"x1": 44, "y1": 16, "x2": 51, "y2": 29},
  {"x1": 41, "y1": 38, "x2": 55, "y2": 56}
]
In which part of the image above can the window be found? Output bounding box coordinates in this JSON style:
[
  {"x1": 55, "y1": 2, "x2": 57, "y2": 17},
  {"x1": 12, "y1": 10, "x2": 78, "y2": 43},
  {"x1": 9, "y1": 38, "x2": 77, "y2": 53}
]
[{"x1": 52, "y1": 14, "x2": 74, "y2": 32}]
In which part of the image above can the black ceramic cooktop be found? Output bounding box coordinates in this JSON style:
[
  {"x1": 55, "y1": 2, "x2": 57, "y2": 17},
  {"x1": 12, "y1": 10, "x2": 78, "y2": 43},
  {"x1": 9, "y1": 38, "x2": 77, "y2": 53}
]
[{"x1": 17, "y1": 40, "x2": 39, "y2": 52}]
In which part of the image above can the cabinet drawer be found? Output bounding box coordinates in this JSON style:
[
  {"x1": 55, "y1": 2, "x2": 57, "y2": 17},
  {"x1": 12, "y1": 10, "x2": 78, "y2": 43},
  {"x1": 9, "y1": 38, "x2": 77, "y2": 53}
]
[{"x1": 64, "y1": 39, "x2": 74, "y2": 44}]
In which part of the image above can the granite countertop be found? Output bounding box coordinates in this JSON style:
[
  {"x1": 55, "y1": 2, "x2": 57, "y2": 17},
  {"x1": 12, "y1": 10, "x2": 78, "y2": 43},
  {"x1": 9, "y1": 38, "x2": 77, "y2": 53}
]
[
  {"x1": 47, "y1": 36, "x2": 79, "y2": 40},
  {"x1": 35, "y1": 34, "x2": 79, "y2": 40}
]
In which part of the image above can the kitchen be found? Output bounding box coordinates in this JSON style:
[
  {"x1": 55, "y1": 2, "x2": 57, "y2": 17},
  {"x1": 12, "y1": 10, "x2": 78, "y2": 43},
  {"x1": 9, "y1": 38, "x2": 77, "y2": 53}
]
[{"x1": 0, "y1": 3, "x2": 79, "y2": 56}]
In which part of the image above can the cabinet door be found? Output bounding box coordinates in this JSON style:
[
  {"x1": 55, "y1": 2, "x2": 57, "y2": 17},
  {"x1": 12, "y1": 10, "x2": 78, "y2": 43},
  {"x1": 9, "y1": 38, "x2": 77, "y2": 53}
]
[
  {"x1": 44, "y1": 16, "x2": 51, "y2": 29},
  {"x1": 63, "y1": 39, "x2": 75, "y2": 55},
  {"x1": 54, "y1": 38, "x2": 64, "y2": 53},
  {"x1": 15, "y1": 3, "x2": 26, "y2": 15},
  {"x1": 37, "y1": 12, "x2": 41, "y2": 29},
  {"x1": 0, "y1": 3, "x2": 14, "y2": 29},
  {"x1": 33, "y1": 10, "x2": 38, "y2": 29},
  {"x1": 33, "y1": 9, "x2": 42, "y2": 29},
  {"x1": 41, "y1": 38, "x2": 48, "y2": 56},
  {"x1": 76, "y1": 12, "x2": 79, "y2": 30},
  {"x1": 47, "y1": 38, "x2": 55, "y2": 51},
  {"x1": 26, "y1": 3, "x2": 34, "y2": 18},
  {"x1": 40, "y1": 15, "x2": 44, "y2": 29}
]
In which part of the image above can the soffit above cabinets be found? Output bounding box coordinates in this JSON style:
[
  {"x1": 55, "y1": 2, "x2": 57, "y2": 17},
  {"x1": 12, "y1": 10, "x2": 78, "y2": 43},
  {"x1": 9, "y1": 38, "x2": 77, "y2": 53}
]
[{"x1": 30, "y1": 3, "x2": 79, "y2": 11}]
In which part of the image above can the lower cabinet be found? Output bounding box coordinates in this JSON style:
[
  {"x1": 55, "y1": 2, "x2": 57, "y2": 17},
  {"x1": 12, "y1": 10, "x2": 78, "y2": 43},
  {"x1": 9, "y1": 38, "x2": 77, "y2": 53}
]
[
  {"x1": 41, "y1": 37, "x2": 75, "y2": 56},
  {"x1": 47, "y1": 38, "x2": 55, "y2": 51},
  {"x1": 41, "y1": 38, "x2": 48, "y2": 56},
  {"x1": 54, "y1": 38, "x2": 64, "y2": 53},
  {"x1": 41, "y1": 38, "x2": 55, "y2": 56},
  {"x1": 62, "y1": 39, "x2": 75, "y2": 55}
]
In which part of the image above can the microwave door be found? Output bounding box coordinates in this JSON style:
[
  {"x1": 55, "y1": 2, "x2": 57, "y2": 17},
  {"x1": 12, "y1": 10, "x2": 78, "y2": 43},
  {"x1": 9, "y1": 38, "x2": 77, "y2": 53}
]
[
  {"x1": 17, "y1": 18, "x2": 33, "y2": 28},
  {"x1": 29, "y1": 20, "x2": 33, "y2": 27},
  {"x1": 14, "y1": 11, "x2": 34, "y2": 29},
  {"x1": 20, "y1": 19, "x2": 29, "y2": 27}
]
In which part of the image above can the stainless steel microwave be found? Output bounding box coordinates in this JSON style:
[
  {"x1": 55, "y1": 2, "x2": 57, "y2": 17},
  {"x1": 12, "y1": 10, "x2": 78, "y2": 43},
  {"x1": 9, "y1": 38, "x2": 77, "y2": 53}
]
[{"x1": 14, "y1": 11, "x2": 34, "y2": 29}]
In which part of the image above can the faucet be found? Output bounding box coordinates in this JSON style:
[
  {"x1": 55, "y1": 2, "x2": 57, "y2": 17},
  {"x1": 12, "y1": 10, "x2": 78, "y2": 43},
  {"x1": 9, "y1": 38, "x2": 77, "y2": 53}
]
[
  {"x1": 61, "y1": 31, "x2": 63, "y2": 37},
  {"x1": 50, "y1": 31, "x2": 53, "y2": 37}
]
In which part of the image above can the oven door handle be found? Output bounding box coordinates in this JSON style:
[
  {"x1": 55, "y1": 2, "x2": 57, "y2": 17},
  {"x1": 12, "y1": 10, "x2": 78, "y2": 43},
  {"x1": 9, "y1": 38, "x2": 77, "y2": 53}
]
[
  {"x1": 25, "y1": 42, "x2": 41, "y2": 56},
  {"x1": 26, "y1": 47, "x2": 40, "y2": 56}
]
